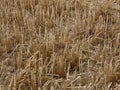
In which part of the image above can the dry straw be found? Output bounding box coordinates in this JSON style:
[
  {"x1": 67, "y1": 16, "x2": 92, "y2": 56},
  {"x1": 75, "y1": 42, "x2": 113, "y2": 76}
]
[{"x1": 0, "y1": 0, "x2": 120, "y2": 90}]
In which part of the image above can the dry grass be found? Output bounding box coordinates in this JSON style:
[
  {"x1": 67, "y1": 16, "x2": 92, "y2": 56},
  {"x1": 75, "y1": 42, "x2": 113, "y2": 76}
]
[{"x1": 0, "y1": 0, "x2": 120, "y2": 90}]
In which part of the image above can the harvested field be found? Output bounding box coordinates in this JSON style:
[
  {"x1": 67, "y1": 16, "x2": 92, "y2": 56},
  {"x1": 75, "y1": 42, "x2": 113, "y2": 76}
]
[{"x1": 0, "y1": 0, "x2": 120, "y2": 90}]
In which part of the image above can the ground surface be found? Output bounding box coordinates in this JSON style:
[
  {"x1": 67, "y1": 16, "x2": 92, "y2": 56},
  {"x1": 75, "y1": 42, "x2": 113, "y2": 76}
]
[{"x1": 0, "y1": 0, "x2": 120, "y2": 90}]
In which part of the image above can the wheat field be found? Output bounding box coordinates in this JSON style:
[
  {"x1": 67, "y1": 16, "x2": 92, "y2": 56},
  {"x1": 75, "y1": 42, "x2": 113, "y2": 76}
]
[{"x1": 0, "y1": 0, "x2": 120, "y2": 90}]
